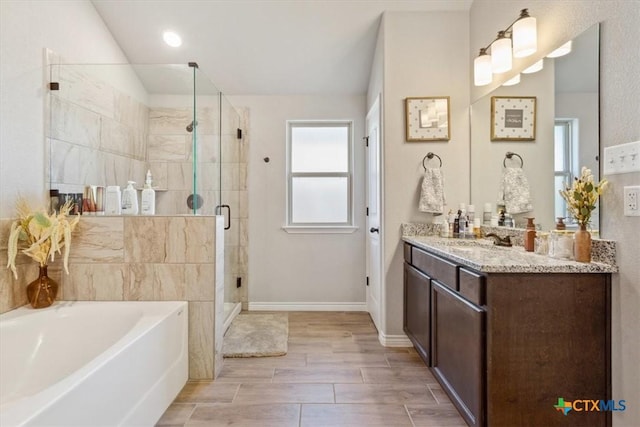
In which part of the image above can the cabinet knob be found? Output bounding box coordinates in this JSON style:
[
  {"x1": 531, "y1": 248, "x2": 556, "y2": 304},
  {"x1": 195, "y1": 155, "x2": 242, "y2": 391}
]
[{"x1": 370, "y1": 227, "x2": 379, "y2": 233}]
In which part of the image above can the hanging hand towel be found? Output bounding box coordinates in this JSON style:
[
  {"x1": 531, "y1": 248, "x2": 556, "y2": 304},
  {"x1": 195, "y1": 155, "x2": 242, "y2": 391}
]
[
  {"x1": 497, "y1": 167, "x2": 533, "y2": 214},
  {"x1": 419, "y1": 168, "x2": 446, "y2": 214}
]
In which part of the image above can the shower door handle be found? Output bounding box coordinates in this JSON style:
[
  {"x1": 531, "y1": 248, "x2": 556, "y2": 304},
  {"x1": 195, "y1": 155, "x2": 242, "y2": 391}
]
[{"x1": 215, "y1": 204, "x2": 231, "y2": 230}]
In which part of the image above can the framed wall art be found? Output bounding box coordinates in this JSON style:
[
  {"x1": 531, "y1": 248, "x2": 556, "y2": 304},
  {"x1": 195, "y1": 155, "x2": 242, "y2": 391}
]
[
  {"x1": 405, "y1": 97, "x2": 450, "y2": 141},
  {"x1": 491, "y1": 96, "x2": 536, "y2": 141}
]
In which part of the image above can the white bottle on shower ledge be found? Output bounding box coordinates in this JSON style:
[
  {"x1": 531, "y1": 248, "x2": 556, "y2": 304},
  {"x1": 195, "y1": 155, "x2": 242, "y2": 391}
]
[
  {"x1": 121, "y1": 181, "x2": 138, "y2": 215},
  {"x1": 141, "y1": 170, "x2": 156, "y2": 215}
]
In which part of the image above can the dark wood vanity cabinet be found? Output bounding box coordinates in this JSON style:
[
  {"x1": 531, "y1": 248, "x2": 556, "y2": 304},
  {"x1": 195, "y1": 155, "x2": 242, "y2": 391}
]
[
  {"x1": 403, "y1": 263, "x2": 432, "y2": 364},
  {"x1": 403, "y1": 243, "x2": 612, "y2": 427}
]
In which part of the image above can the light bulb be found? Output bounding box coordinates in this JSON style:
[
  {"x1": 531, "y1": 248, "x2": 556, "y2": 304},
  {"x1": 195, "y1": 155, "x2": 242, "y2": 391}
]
[{"x1": 163, "y1": 31, "x2": 182, "y2": 47}]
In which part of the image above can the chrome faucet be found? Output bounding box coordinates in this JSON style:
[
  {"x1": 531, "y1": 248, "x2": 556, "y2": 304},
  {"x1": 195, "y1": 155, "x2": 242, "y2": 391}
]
[{"x1": 484, "y1": 233, "x2": 512, "y2": 247}]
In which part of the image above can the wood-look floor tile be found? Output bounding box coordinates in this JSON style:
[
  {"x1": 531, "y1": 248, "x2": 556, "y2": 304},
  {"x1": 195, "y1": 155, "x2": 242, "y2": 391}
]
[
  {"x1": 361, "y1": 367, "x2": 438, "y2": 384},
  {"x1": 287, "y1": 340, "x2": 336, "y2": 353},
  {"x1": 406, "y1": 403, "x2": 468, "y2": 426},
  {"x1": 334, "y1": 383, "x2": 437, "y2": 404},
  {"x1": 351, "y1": 332, "x2": 380, "y2": 342},
  {"x1": 186, "y1": 403, "x2": 300, "y2": 427},
  {"x1": 306, "y1": 352, "x2": 389, "y2": 368},
  {"x1": 215, "y1": 366, "x2": 274, "y2": 383},
  {"x1": 273, "y1": 367, "x2": 363, "y2": 383},
  {"x1": 300, "y1": 403, "x2": 413, "y2": 426},
  {"x1": 234, "y1": 383, "x2": 334, "y2": 404},
  {"x1": 174, "y1": 381, "x2": 239, "y2": 403},
  {"x1": 428, "y1": 383, "x2": 452, "y2": 404},
  {"x1": 223, "y1": 353, "x2": 307, "y2": 368},
  {"x1": 385, "y1": 351, "x2": 428, "y2": 367},
  {"x1": 155, "y1": 403, "x2": 195, "y2": 426},
  {"x1": 331, "y1": 340, "x2": 411, "y2": 353}
]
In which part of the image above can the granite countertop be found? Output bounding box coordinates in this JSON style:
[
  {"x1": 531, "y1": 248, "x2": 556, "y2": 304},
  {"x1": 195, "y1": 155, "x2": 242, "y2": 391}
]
[{"x1": 403, "y1": 235, "x2": 618, "y2": 274}]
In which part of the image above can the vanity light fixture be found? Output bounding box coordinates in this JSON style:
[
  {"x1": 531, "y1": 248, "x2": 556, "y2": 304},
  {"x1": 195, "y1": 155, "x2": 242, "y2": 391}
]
[
  {"x1": 502, "y1": 74, "x2": 521, "y2": 86},
  {"x1": 163, "y1": 30, "x2": 182, "y2": 47},
  {"x1": 491, "y1": 31, "x2": 513, "y2": 73},
  {"x1": 547, "y1": 41, "x2": 572, "y2": 58},
  {"x1": 474, "y1": 48, "x2": 493, "y2": 86},
  {"x1": 522, "y1": 59, "x2": 544, "y2": 74},
  {"x1": 473, "y1": 8, "x2": 537, "y2": 86}
]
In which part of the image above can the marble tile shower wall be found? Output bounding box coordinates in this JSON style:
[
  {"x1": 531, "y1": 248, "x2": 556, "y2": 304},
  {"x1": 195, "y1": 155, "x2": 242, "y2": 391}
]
[{"x1": 48, "y1": 66, "x2": 149, "y2": 193}]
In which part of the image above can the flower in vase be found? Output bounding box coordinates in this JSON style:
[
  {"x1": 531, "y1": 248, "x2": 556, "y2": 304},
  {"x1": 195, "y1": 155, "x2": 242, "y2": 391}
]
[
  {"x1": 559, "y1": 166, "x2": 608, "y2": 227},
  {"x1": 6, "y1": 198, "x2": 80, "y2": 279}
]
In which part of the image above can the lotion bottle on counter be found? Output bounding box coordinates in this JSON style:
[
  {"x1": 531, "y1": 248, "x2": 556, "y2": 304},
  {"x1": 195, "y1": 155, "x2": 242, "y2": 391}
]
[
  {"x1": 141, "y1": 170, "x2": 156, "y2": 215},
  {"x1": 105, "y1": 186, "x2": 121, "y2": 215},
  {"x1": 524, "y1": 217, "x2": 536, "y2": 252}
]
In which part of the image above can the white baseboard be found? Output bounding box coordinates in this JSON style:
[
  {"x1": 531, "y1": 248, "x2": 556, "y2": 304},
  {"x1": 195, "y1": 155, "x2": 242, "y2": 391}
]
[
  {"x1": 378, "y1": 331, "x2": 413, "y2": 347},
  {"x1": 248, "y1": 302, "x2": 367, "y2": 312}
]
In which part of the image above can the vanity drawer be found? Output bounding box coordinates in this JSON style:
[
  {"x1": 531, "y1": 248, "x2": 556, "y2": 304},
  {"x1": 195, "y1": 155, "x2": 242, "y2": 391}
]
[
  {"x1": 459, "y1": 267, "x2": 485, "y2": 306},
  {"x1": 412, "y1": 247, "x2": 458, "y2": 290}
]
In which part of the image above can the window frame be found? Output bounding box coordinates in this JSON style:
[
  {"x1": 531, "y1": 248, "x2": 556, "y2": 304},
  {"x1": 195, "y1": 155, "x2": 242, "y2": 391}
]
[
  {"x1": 284, "y1": 120, "x2": 356, "y2": 233},
  {"x1": 554, "y1": 119, "x2": 576, "y2": 221}
]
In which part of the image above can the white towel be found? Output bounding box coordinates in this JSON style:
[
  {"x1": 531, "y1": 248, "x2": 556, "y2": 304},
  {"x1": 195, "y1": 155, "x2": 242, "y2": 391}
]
[
  {"x1": 419, "y1": 168, "x2": 445, "y2": 214},
  {"x1": 497, "y1": 167, "x2": 533, "y2": 214}
]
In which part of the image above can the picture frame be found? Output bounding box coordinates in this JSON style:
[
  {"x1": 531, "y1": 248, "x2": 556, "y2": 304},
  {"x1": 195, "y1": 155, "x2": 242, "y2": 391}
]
[
  {"x1": 490, "y1": 96, "x2": 536, "y2": 141},
  {"x1": 405, "y1": 97, "x2": 450, "y2": 141}
]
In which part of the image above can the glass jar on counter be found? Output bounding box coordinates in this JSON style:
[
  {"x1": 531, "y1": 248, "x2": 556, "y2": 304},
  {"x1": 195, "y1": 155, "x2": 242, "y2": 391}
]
[
  {"x1": 534, "y1": 232, "x2": 549, "y2": 255},
  {"x1": 549, "y1": 230, "x2": 574, "y2": 259}
]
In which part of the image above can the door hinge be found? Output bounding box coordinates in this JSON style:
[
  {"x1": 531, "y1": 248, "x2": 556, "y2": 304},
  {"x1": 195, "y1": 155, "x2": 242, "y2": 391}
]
[
  {"x1": 237, "y1": 128, "x2": 242, "y2": 139},
  {"x1": 366, "y1": 207, "x2": 369, "y2": 216},
  {"x1": 49, "y1": 82, "x2": 59, "y2": 91},
  {"x1": 236, "y1": 277, "x2": 242, "y2": 288},
  {"x1": 363, "y1": 136, "x2": 369, "y2": 147},
  {"x1": 366, "y1": 276, "x2": 369, "y2": 286}
]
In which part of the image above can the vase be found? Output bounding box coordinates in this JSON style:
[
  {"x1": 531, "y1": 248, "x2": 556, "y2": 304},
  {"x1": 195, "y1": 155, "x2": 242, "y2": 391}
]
[
  {"x1": 26, "y1": 265, "x2": 58, "y2": 309},
  {"x1": 574, "y1": 224, "x2": 592, "y2": 263}
]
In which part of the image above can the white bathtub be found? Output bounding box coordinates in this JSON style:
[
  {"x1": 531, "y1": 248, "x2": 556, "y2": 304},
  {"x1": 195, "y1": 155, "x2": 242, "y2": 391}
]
[{"x1": 0, "y1": 301, "x2": 188, "y2": 426}]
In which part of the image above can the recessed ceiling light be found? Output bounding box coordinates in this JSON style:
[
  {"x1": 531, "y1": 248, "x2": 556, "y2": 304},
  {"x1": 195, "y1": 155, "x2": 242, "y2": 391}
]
[{"x1": 163, "y1": 30, "x2": 182, "y2": 47}]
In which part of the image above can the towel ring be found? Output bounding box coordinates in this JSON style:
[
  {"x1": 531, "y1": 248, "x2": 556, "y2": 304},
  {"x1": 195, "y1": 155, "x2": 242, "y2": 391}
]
[
  {"x1": 503, "y1": 151, "x2": 524, "y2": 168},
  {"x1": 422, "y1": 152, "x2": 443, "y2": 171}
]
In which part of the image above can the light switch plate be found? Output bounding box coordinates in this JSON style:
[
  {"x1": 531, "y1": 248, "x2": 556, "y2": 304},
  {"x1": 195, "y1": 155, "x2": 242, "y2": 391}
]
[{"x1": 603, "y1": 141, "x2": 640, "y2": 175}]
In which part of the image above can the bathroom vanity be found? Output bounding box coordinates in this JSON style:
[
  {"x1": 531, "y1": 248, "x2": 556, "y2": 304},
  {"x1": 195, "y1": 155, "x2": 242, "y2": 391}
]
[{"x1": 403, "y1": 235, "x2": 617, "y2": 427}]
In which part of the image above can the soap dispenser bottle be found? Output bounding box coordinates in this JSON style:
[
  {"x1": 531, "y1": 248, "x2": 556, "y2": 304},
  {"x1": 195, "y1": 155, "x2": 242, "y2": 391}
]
[
  {"x1": 141, "y1": 170, "x2": 156, "y2": 215},
  {"x1": 121, "y1": 181, "x2": 138, "y2": 215},
  {"x1": 524, "y1": 217, "x2": 536, "y2": 252}
]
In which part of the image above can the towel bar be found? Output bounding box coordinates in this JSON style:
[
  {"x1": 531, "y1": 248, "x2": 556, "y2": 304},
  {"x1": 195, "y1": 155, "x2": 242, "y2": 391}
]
[
  {"x1": 503, "y1": 151, "x2": 524, "y2": 168},
  {"x1": 423, "y1": 152, "x2": 443, "y2": 171}
]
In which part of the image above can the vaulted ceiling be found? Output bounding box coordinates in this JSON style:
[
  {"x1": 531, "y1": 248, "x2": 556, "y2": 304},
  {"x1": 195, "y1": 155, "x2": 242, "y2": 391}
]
[{"x1": 91, "y1": 0, "x2": 472, "y2": 96}]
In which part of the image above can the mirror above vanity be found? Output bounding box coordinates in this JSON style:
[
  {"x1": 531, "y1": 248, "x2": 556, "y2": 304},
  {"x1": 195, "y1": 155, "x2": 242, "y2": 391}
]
[{"x1": 470, "y1": 24, "x2": 600, "y2": 232}]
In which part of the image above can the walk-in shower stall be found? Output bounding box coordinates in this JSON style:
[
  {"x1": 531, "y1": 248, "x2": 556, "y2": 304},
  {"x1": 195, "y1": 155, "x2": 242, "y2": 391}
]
[{"x1": 45, "y1": 60, "x2": 245, "y2": 376}]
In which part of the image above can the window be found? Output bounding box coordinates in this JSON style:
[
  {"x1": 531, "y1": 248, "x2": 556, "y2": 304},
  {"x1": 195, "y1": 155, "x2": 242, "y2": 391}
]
[
  {"x1": 286, "y1": 121, "x2": 354, "y2": 231},
  {"x1": 554, "y1": 119, "x2": 576, "y2": 221}
]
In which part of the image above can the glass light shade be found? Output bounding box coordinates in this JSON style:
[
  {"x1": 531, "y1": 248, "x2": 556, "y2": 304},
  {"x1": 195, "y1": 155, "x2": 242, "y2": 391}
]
[
  {"x1": 547, "y1": 41, "x2": 572, "y2": 58},
  {"x1": 502, "y1": 74, "x2": 521, "y2": 86},
  {"x1": 474, "y1": 52, "x2": 493, "y2": 86},
  {"x1": 512, "y1": 15, "x2": 537, "y2": 58},
  {"x1": 491, "y1": 35, "x2": 512, "y2": 73},
  {"x1": 163, "y1": 31, "x2": 182, "y2": 47},
  {"x1": 522, "y1": 59, "x2": 544, "y2": 74}
]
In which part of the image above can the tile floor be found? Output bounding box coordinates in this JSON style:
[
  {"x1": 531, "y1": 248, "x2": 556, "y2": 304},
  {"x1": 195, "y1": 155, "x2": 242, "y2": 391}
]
[{"x1": 156, "y1": 311, "x2": 467, "y2": 426}]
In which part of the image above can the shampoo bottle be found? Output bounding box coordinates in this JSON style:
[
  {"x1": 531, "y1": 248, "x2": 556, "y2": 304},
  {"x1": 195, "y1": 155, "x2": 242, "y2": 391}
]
[
  {"x1": 141, "y1": 170, "x2": 156, "y2": 215},
  {"x1": 121, "y1": 181, "x2": 138, "y2": 215}
]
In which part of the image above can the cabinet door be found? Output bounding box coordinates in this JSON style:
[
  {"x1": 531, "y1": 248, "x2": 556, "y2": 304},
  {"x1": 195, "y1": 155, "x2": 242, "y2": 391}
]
[
  {"x1": 431, "y1": 280, "x2": 485, "y2": 427},
  {"x1": 404, "y1": 262, "x2": 431, "y2": 365}
]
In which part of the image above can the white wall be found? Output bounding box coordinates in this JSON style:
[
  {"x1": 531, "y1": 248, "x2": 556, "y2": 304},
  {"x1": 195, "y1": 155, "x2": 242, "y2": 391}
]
[
  {"x1": 471, "y1": 1, "x2": 640, "y2": 425},
  {"x1": 378, "y1": 11, "x2": 470, "y2": 336},
  {"x1": 0, "y1": 0, "x2": 130, "y2": 218},
  {"x1": 227, "y1": 95, "x2": 367, "y2": 309}
]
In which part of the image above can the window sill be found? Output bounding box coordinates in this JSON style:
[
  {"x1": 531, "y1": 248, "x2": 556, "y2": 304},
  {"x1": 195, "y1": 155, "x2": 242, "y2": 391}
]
[{"x1": 282, "y1": 225, "x2": 359, "y2": 234}]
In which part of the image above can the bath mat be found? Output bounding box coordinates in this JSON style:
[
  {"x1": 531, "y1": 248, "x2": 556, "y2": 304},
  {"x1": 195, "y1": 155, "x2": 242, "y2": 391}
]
[{"x1": 223, "y1": 313, "x2": 288, "y2": 358}]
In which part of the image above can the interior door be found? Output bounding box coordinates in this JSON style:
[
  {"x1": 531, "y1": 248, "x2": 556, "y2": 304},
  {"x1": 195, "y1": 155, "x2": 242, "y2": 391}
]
[{"x1": 366, "y1": 95, "x2": 382, "y2": 331}]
